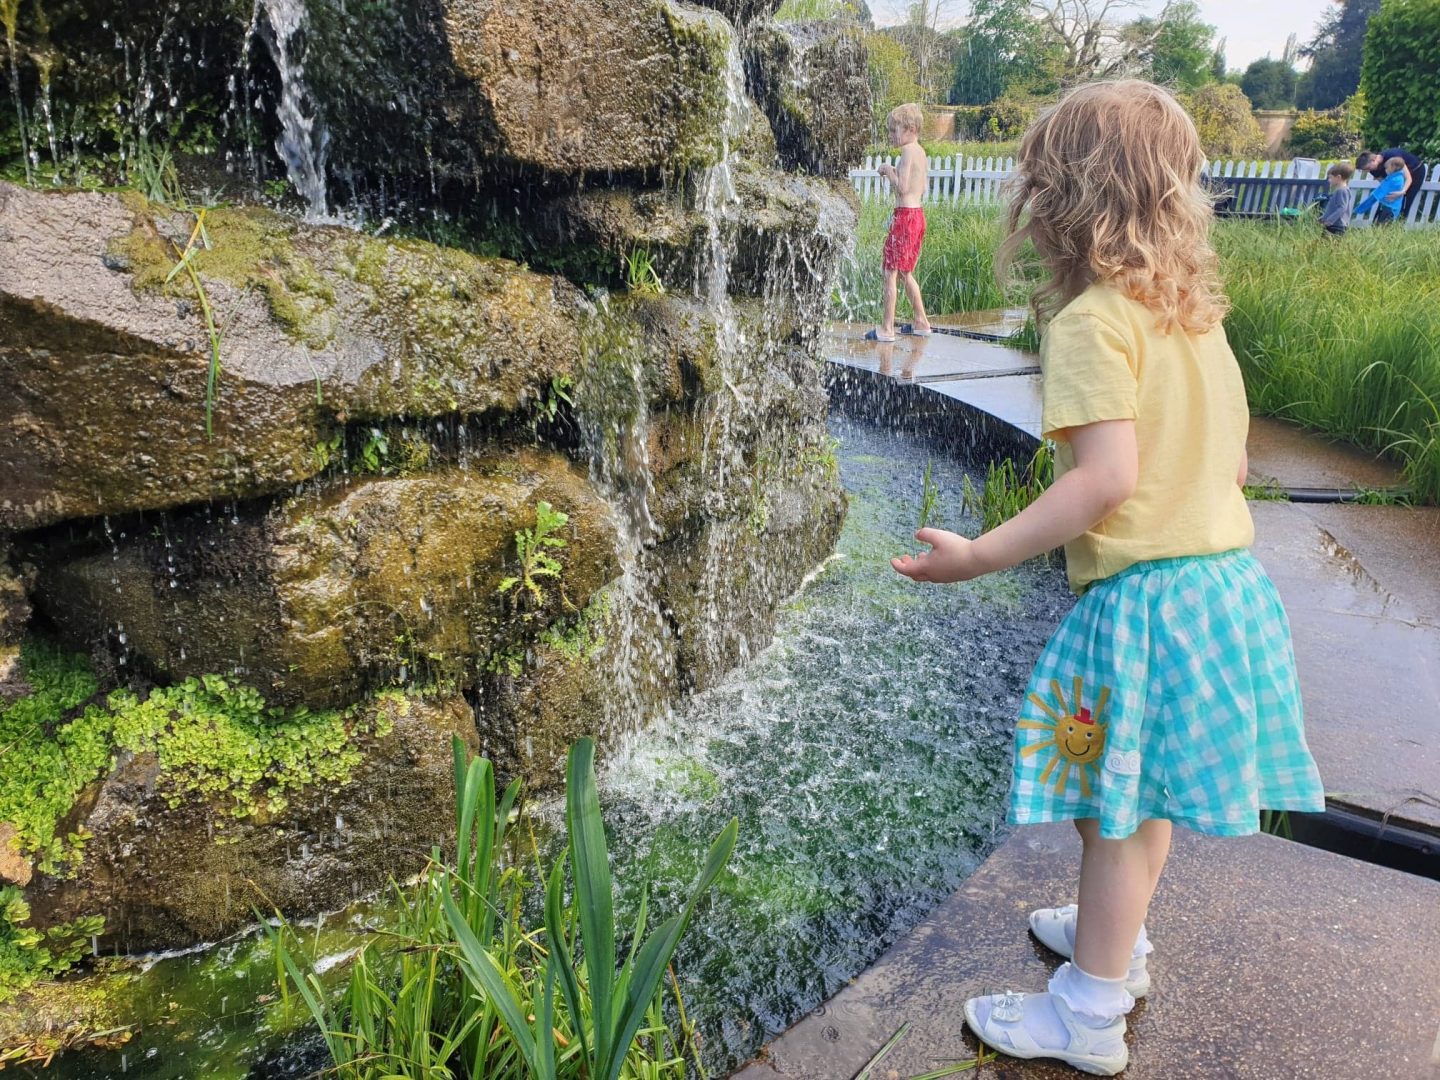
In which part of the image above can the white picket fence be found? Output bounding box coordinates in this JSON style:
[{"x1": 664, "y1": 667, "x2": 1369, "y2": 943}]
[{"x1": 850, "y1": 155, "x2": 1440, "y2": 226}]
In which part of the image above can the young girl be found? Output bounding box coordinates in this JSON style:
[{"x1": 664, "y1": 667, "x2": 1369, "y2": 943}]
[{"x1": 891, "y1": 81, "x2": 1325, "y2": 1075}]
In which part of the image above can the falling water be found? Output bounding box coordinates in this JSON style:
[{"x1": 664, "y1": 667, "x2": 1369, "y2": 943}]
[
  {"x1": 689, "y1": 24, "x2": 763, "y2": 679},
  {"x1": 256, "y1": 0, "x2": 330, "y2": 219}
]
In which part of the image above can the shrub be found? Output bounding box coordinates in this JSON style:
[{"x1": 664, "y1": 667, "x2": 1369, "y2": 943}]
[
  {"x1": 865, "y1": 31, "x2": 925, "y2": 135},
  {"x1": 1359, "y1": 0, "x2": 1440, "y2": 158},
  {"x1": 1178, "y1": 83, "x2": 1266, "y2": 158},
  {"x1": 978, "y1": 96, "x2": 1040, "y2": 141},
  {"x1": 1288, "y1": 107, "x2": 1363, "y2": 158}
]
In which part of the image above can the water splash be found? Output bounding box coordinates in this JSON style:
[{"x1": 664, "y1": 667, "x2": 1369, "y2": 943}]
[{"x1": 256, "y1": 0, "x2": 330, "y2": 219}]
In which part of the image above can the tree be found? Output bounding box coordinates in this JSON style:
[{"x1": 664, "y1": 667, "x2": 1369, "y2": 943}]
[
  {"x1": 868, "y1": 30, "x2": 926, "y2": 126},
  {"x1": 1240, "y1": 57, "x2": 1297, "y2": 109},
  {"x1": 1029, "y1": 0, "x2": 1148, "y2": 82},
  {"x1": 1360, "y1": 0, "x2": 1440, "y2": 158},
  {"x1": 1120, "y1": 0, "x2": 1217, "y2": 90},
  {"x1": 899, "y1": 0, "x2": 965, "y2": 104},
  {"x1": 1296, "y1": 0, "x2": 1381, "y2": 110},
  {"x1": 951, "y1": 0, "x2": 1061, "y2": 103},
  {"x1": 1209, "y1": 35, "x2": 1227, "y2": 82}
]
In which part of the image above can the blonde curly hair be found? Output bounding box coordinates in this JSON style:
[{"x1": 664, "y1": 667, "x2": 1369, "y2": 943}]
[{"x1": 996, "y1": 80, "x2": 1228, "y2": 336}]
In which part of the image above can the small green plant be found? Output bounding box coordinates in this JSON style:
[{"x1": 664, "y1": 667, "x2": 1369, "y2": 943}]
[
  {"x1": 356, "y1": 427, "x2": 390, "y2": 474},
  {"x1": 1261, "y1": 809, "x2": 1292, "y2": 839},
  {"x1": 541, "y1": 374, "x2": 575, "y2": 425},
  {"x1": 0, "y1": 887, "x2": 105, "y2": 1003},
  {"x1": 498, "y1": 501, "x2": 569, "y2": 606},
  {"x1": 161, "y1": 207, "x2": 225, "y2": 439},
  {"x1": 1349, "y1": 485, "x2": 1412, "y2": 506},
  {"x1": 272, "y1": 736, "x2": 736, "y2": 1080},
  {"x1": 0, "y1": 641, "x2": 391, "y2": 874},
  {"x1": 961, "y1": 443, "x2": 1055, "y2": 548},
  {"x1": 1242, "y1": 482, "x2": 1290, "y2": 502},
  {"x1": 622, "y1": 248, "x2": 665, "y2": 295},
  {"x1": 917, "y1": 458, "x2": 939, "y2": 531},
  {"x1": 127, "y1": 139, "x2": 182, "y2": 205}
]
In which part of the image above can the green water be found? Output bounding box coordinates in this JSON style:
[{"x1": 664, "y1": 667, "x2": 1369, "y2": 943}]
[{"x1": 37, "y1": 417, "x2": 1071, "y2": 1078}]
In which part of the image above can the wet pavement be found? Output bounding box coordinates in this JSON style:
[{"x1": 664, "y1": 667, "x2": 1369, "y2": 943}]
[
  {"x1": 1246, "y1": 415, "x2": 1406, "y2": 494},
  {"x1": 734, "y1": 822, "x2": 1440, "y2": 1079},
  {"x1": 927, "y1": 307, "x2": 1031, "y2": 340},
  {"x1": 1250, "y1": 501, "x2": 1440, "y2": 834},
  {"x1": 828, "y1": 322, "x2": 1039, "y2": 384}
]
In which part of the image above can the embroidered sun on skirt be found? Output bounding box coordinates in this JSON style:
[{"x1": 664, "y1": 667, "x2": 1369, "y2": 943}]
[{"x1": 1008, "y1": 549, "x2": 1326, "y2": 840}]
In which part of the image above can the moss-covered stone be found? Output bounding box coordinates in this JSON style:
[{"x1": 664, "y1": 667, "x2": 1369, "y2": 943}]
[
  {"x1": 31, "y1": 453, "x2": 620, "y2": 709},
  {"x1": 744, "y1": 20, "x2": 872, "y2": 178},
  {"x1": 535, "y1": 162, "x2": 856, "y2": 319},
  {"x1": 0, "y1": 541, "x2": 31, "y2": 706},
  {"x1": 0, "y1": 182, "x2": 583, "y2": 530},
  {"x1": 24, "y1": 691, "x2": 476, "y2": 951},
  {"x1": 443, "y1": 0, "x2": 733, "y2": 176}
]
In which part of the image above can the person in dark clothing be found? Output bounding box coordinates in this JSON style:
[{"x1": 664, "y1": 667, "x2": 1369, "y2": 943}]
[{"x1": 1357, "y1": 148, "x2": 1425, "y2": 220}]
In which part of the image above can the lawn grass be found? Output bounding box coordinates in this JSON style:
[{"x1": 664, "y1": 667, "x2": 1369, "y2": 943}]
[{"x1": 837, "y1": 203, "x2": 1440, "y2": 502}]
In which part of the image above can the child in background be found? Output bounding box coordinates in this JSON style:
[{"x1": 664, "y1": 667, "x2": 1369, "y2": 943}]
[
  {"x1": 865, "y1": 103, "x2": 931, "y2": 343},
  {"x1": 891, "y1": 81, "x2": 1324, "y2": 1075},
  {"x1": 1354, "y1": 156, "x2": 1409, "y2": 225},
  {"x1": 1320, "y1": 162, "x2": 1353, "y2": 234}
]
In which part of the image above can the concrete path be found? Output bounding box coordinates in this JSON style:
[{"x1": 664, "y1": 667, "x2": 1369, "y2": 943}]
[
  {"x1": 734, "y1": 822, "x2": 1440, "y2": 1080},
  {"x1": 1246, "y1": 415, "x2": 1407, "y2": 495}
]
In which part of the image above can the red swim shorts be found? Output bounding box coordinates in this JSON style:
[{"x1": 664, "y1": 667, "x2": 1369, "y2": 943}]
[{"x1": 882, "y1": 207, "x2": 926, "y2": 273}]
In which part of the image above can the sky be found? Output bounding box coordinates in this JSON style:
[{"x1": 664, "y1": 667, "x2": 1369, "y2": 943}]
[{"x1": 867, "y1": 0, "x2": 1330, "y2": 72}]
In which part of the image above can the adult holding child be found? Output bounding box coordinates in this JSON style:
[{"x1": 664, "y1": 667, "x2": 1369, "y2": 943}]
[{"x1": 1356, "y1": 147, "x2": 1424, "y2": 222}]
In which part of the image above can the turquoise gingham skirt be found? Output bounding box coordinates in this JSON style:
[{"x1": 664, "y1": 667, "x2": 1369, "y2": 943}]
[{"x1": 1008, "y1": 549, "x2": 1325, "y2": 839}]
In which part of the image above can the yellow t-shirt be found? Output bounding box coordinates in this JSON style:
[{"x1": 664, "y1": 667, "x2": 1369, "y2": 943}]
[{"x1": 1040, "y1": 283, "x2": 1254, "y2": 594}]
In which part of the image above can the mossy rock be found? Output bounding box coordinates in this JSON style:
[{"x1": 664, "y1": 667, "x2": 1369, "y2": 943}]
[
  {"x1": 536, "y1": 162, "x2": 854, "y2": 319},
  {"x1": 442, "y1": 0, "x2": 734, "y2": 176},
  {"x1": 0, "y1": 182, "x2": 582, "y2": 530},
  {"x1": 476, "y1": 587, "x2": 678, "y2": 789},
  {"x1": 30, "y1": 453, "x2": 619, "y2": 709},
  {"x1": 744, "y1": 20, "x2": 872, "y2": 178},
  {"x1": 24, "y1": 692, "x2": 476, "y2": 952}
]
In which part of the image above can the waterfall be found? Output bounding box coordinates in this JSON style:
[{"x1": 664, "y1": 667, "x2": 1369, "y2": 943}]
[{"x1": 256, "y1": 0, "x2": 330, "y2": 219}]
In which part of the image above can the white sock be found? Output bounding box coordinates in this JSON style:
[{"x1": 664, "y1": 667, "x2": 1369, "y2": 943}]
[{"x1": 1049, "y1": 961, "x2": 1135, "y2": 1025}]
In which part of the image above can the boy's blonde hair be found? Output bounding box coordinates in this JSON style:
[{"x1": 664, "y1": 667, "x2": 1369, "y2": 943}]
[
  {"x1": 1327, "y1": 162, "x2": 1354, "y2": 181},
  {"x1": 996, "y1": 80, "x2": 1227, "y2": 336},
  {"x1": 889, "y1": 103, "x2": 923, "y2": 134},
  {"x1": 1385, "y1": 156, "x2": 1406, "y2": 173}
]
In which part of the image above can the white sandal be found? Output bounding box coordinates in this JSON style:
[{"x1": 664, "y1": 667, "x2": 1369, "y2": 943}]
[
  {"x1": 964, "y1": 990, "x2": 1129, "y2": 1076},
  {"x1": 1030, "y1": 904, "x2": 1152, "y2": 998}
]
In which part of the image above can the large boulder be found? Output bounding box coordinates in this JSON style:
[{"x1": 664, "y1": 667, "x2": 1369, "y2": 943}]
[
  {"x1": 0, "y1": 183, "x2": 582, "y2": 530},
  {"x1": 537, "y1": 162, "x2": 856, "y2": 321},
  {"x1": 26, "y1": 693, "x2": 477, "y2": 951},
  {"x1": 745, "y1": 20, "x2": 872, "y2": 177},
  {"x1": 442, "y1": 0, "x2": 737, "y2": 176},
  {"x1": 31, "y1": 452, "x2": 619, "y2": 708}
]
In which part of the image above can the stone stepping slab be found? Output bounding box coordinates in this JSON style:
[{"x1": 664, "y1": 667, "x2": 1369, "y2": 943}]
[
  {"x1": 1251, "y1": 501, "x2": 1440, "y2": 836},
  {"x1": 733, "y1": 822, "x2": 1440, "y2": 1079},
  {"x1": 1247, "y1": 416, "x2": 1407, "y2": 496},
  {"x1": 929, "y1": 307, "x2": 1032, "y2": 341},
  {"x1": 828, "y1": 322, "x2": 1039, "y2": 384}
]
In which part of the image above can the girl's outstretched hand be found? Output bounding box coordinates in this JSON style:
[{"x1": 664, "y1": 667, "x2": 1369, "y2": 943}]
[{"x1": 890, "y1": 527, "x2": 984, "y2": 583}]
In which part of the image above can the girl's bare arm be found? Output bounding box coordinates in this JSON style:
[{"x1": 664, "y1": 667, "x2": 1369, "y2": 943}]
[{"x1": 891, "y1": 419, "x2": 1138, "y2": 583}]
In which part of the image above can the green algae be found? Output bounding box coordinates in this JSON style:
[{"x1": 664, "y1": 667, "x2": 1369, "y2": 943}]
[{"x1": 0, "y1": 640, "x2": 394, "y2": 875}]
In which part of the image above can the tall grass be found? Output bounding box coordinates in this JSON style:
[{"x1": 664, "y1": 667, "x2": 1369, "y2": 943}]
[
  {"x1": 272, "y1": 737, "x2": 737, "y2": 1079},
  {"x1": 840, "y1": 203, "x2": 1440, "y2": 503},
  {"x1": 1216, "y1": 222, "x2": 1440, "y2": 502}
]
